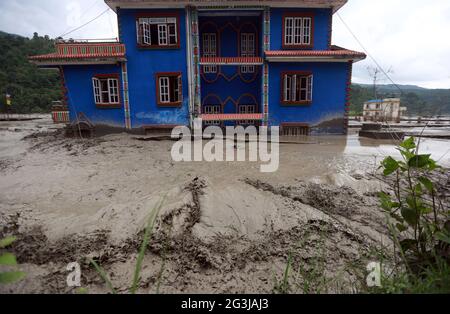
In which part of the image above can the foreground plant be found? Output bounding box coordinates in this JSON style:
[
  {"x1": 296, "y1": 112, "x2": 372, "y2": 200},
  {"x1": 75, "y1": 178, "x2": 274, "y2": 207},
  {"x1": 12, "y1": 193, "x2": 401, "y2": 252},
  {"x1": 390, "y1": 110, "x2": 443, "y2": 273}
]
[
  {"x1": 0, "y1": 236, "x2": 26, "y2": 284},
  {"x1": 89, "y1": 197, "x2": 165, "y2": 294},
  {"x1": 378, "y1": 136, "x2": 450, "y2": 292}
]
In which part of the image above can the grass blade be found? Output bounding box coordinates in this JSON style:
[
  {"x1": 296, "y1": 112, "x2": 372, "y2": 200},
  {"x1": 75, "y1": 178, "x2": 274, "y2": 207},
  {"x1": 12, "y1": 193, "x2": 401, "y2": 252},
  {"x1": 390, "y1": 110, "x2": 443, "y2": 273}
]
[
  {"x1": 89, "y1": 258, "x2": 117, "y2": 294},
  {"x1": 130, "y1": 196, "x2": 165, "y2": 294}
]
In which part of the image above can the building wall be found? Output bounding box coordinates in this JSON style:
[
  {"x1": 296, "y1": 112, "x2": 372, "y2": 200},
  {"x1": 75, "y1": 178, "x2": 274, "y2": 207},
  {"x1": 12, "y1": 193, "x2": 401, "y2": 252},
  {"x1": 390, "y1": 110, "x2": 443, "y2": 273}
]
[
  {"x1": 199, "y1": 15, "x2": 262, "y2": 119},
  {"x1": 63, "y1": 64, "x2": 125, "y2": 128},
  {"x1": 118, "y1": 8, "x2": 190, "y2": 128},
  {"x1": 270, "y1": 8, "x2": 332, "y2": 51},
  {"x1": 268, "y1": 61, "x2": 350, "y2": 134}
]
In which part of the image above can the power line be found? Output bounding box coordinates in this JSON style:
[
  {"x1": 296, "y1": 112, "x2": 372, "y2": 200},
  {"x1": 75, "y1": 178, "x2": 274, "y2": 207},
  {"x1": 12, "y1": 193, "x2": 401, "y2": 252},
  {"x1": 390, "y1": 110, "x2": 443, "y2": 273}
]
[
  {"x1": 336, "y1": 12, "x2": 404, "y2": 95},
  {"x1": 60, "y1": 8, "x2": 110, "y2": 38},
  {"x1": 58, "y1": 0, "x2": 104, "y2": 38}
]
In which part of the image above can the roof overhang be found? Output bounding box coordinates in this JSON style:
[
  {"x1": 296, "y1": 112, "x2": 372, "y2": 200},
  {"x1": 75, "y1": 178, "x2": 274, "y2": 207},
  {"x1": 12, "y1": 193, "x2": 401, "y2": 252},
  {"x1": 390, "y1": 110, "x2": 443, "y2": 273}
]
[
  {"x1": 105, "y1": 0, "x2": 348, "y2": 13},
  {"x1": 29, "y1": 42, "x2": 127, "y2": 67},
  {"x1": 30, "y1": 58, "x2": 127, "y2": 67},
  {"x1": 265, "y1": 47, "x2": 367, "y2": 63}
]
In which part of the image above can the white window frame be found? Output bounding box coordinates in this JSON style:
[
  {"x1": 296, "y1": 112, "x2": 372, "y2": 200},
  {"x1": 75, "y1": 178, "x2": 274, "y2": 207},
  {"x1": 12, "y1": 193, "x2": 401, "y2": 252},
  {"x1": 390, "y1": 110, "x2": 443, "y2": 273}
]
[
  {"x1": 202, "y1": 33, "x2": 217, "y2": 74},
  {"x1": 92, "y1": 77, "x2": 120, "y2": 105},
  {"x1": 158, "y1": 24, "x2": 168, "y2": 46},
  {"x1": 284, "y1": 16, "x2": 312, "y2": 46},
  {"x1": 240, "y1": 33, "x2": 255, "y2": 74},
  {"x1": 283, "y1": 73, "x2": 313, "y2": 103},
  {"x1": 137, "y1": 17, "x2": 178, "y2": 47},
  {"x1": 158, "y1": 74, "x2": 182, "y2": 105},
  {"x1": 142, "y1": 22, "x2": 151, "y2": 45},
  {"x1": 238, "y1": 104, "x2": 257, "y2": 125},
  {"x1": 159, "y1": 76, "x2": 170, "y2": 103},
  {"x1": 92, "y1": 78, "x2": 101, "y2": 104},
  {"x1": 203, "y1": 105, "x2": 221, "y2": 126}
]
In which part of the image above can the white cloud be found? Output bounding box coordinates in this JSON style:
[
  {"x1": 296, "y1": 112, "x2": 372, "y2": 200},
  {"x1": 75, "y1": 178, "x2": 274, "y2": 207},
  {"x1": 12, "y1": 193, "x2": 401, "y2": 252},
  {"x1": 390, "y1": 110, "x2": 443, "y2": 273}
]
[
  {"x1": 0, "y1": 0, "x2": 449, "y2": 88},
  {"x1": 334, "y1": 0, "x2": 450, "y2": 89}
]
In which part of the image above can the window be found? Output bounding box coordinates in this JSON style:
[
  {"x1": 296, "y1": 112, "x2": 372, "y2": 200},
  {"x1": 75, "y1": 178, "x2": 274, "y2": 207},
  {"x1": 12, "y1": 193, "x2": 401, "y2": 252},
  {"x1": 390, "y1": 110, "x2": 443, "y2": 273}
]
[
  {"x1": 282, "y1": 72, "x2": 313, "y2": 105},
  {"x1": 156, "y1": 73, "x2": 182, "y2": 106},
  {"x1": 283, "y1": 15, "x2": 313, "y2": 48},
  {"x1": 241, "y1": 33, "x2": 256, "y2": 73},
  {"x1": 202, "y1": 33, "x2": 217, "y2": 74},
  {"x1": 238, "y1": 104, "x2": 256, "y2": 125},
  {"x1": 137, "y1": 16, "x2": 179, "y2": 48},
  {"x1": 203, "y1": 105, "x2": 222, "y2": 126},
  {"x1": 92, "y1": 75, "x2": 120, "y2": 107}
]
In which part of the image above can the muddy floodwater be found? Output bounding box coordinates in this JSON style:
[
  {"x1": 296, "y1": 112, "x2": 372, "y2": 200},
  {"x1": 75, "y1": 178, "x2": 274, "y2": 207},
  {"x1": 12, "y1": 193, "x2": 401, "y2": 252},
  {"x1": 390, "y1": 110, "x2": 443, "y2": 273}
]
[{"x1": 0, "y1": 115, "x2": 449, "y2": 293}]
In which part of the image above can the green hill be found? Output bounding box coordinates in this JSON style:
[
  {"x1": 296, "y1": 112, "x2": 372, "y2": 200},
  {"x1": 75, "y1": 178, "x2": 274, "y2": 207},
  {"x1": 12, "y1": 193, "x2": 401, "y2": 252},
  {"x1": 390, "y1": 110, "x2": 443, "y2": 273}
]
[
  {"x1": 0, "y1": 31, "x2": 61, "y2": 113},
  {"x1": 0, "y1": 30, "x2": 449, "y2": 115},
  {"x1": 350, "y1": 83, "x2": 450, "y2": 116}
]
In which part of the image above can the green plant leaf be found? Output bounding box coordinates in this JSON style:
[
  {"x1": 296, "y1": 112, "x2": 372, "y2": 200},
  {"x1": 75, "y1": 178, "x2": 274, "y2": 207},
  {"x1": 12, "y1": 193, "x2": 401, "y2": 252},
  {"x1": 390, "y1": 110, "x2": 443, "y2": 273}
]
[
  {"x1": 0, "y1": 271, "x2": 25, "y2": 284},
  {"x1": 396, "y1": 223, "x2": 408, "y2": 232},
  {"x1": 401, "y1": 207, "x2": 419, "y2": 227},
  {"x1": 0, "y1": 253, "x2": 17, "y2": 266},
  {"x1": 381, "y1": 156, "x2": 399, "y2": 176},
  {"x1": 89, "y1": 258, "x2": 116, "y2": 294},
  {"x1": 408, "y1": 154, "x2": 431, "y2": 168},
  {"x1": 418, "y1": 177, "x2": 434, "y2": 193},
  {"x1": 399, "y1": 239, "x2": 417, "y2": 253},
  {"x1": 400, "y1": 137, "x2": 416, "y2": 150},
  {"x1": 378, "y1": 192, "x2": 399, "y2": 211},
  {"x1": 76, "y1": 287, "x2": 88, "y2": 294},
  {"x1": 419, "y1": 206, "x2": 433, "y2": 215},
  {"x1": 0, "y1": 236, "x2": 16, "y2": 249},
  {"x1": 435, "y1": 231, "x2": 450, "y2": 244}
]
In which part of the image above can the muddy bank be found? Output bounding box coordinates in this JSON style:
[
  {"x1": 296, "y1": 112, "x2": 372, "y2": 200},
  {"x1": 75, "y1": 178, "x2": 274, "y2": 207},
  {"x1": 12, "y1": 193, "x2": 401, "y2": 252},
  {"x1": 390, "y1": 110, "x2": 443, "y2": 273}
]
[{"x1": 0, "y1": 122, "x2": 448, "y2": 293}]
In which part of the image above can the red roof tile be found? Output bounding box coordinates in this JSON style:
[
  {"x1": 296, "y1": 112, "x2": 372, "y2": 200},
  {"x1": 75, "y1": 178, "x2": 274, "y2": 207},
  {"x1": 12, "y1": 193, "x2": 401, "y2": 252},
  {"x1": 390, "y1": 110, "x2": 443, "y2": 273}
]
[
  {"x1": 29, "y1": 42, "x2": 126, "y2": 62},
  {"x1": 265, "y1": 46, "x2": 366, "y2": 60}
]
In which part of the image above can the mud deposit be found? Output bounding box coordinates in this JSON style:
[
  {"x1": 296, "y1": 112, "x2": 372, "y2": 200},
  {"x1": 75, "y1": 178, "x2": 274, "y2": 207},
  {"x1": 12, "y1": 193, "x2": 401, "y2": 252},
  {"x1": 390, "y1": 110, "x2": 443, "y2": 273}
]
[{"x1": 0, "y1": 117, "x2": 448, "y2": 294}]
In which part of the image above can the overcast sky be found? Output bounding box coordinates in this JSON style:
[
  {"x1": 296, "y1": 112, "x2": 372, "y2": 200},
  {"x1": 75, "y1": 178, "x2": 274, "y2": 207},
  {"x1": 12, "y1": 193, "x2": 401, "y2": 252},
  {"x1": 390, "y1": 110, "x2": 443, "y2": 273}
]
[{"x1": 1, "y1": 0, "x2": 449, "y2": 89}]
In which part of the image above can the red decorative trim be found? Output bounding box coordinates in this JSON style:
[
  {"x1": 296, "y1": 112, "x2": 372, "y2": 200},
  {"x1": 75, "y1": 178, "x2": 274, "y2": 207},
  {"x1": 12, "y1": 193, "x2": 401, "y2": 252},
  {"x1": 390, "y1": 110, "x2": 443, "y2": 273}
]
[
  {"x1": 200, "y1": 56, "x2": 263, "y2": 65},
  {"x1": 29, "y1": 43, "x2": 126, "y2": 61},
  {"x1": 266, "y1": 46, "x2": 366, "y2": 59},
  {"x1": 201, "y1": 113, "x2": 263, "y2": 121},
  {"x1": 280, "y1": 71, "x2": 313, "y2": 106},
  {"x1": 282, "y1": 12, "x2": 315, "y2": 50},
  {"x1": 155, "y1": 72, "x2": 183, "y2": 107},
  {"x1": 93, "y1": 73, "x2": 122, "y2": 109},
  {"x1": 136, "y1": 12, "x2": 181, "y2": 49}
]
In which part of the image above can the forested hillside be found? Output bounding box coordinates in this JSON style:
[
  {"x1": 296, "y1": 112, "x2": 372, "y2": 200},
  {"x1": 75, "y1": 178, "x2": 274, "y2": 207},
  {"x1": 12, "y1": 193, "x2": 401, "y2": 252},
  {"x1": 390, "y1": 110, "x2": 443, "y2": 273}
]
[
  {"x1": 0, "y1": 31, "x2": 60, "y2": 113},
  {"x1": 0, "y1": 30, "x2": 449, "y2": 115},
  {"x1": 349, "y1": 84, "x2": 450, "y2": 116}
]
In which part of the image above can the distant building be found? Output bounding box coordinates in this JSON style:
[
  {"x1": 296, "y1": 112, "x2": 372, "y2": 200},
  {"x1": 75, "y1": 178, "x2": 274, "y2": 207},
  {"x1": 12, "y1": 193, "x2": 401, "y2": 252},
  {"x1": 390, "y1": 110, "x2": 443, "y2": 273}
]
[{"x1": 363, "y1": 98, "x2": 406, "y2": 123}]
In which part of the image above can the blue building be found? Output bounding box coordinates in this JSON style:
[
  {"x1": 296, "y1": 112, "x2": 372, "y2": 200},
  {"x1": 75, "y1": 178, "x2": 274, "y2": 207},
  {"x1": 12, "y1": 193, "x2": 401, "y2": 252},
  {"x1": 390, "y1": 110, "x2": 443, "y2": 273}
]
[{"x1": 30, "y1": 0, "x2": 365, "y2": 135}]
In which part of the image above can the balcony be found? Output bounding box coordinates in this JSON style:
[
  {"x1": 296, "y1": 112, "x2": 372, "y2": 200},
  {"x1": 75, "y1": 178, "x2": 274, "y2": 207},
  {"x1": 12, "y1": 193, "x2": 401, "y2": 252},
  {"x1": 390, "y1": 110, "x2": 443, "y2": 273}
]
[{"x1": 29, "y1": 40, "x2": 126, "y2": 66}]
